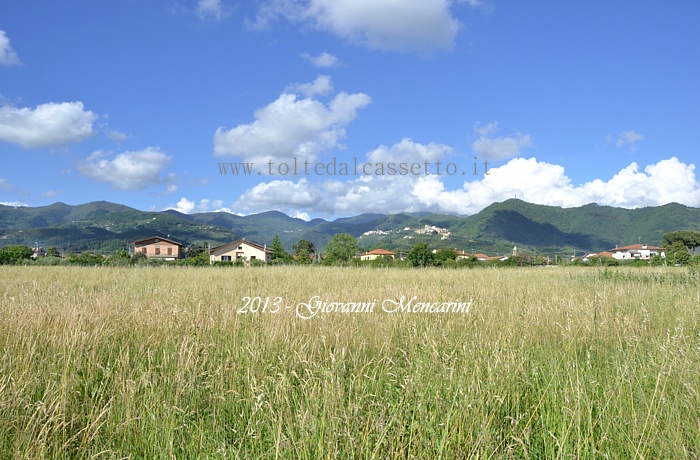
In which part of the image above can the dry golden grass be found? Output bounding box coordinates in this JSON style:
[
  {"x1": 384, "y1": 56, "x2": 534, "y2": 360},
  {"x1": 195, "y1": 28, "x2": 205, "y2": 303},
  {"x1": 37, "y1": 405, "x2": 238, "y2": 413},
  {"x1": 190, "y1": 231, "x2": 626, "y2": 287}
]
[{"x1": 1, "y1": 265, "x2": 699, "y2": 458}]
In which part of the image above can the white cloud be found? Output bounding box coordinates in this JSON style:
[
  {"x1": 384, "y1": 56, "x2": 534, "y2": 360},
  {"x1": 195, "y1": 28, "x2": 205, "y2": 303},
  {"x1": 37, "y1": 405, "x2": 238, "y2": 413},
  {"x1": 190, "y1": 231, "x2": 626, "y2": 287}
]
[
  {"x1": 255, "y1": 0, "x2": 463, "y2": 53},
  {"x1": 301, "y1": 52, "x2": 340, "y2": 68},
  {"x1": 0, "y1": 102, "x2": 97, "y2": 148},
  {"x1": 107, "y1": 130, "x2": 128, "y2": 142},
  {"x1": 579, "y1": 157, "x2": 699, "y2": 208},
  {"x1": 472, "y1": 121, "x2": 499, "y2": 137},
  {"x1": 471, "y1": 122, "x2": 534, "y2": 161},
  {"x1": 197, "y1": 0, "x2": 230, "y2": 20},
  {"x1": 232, "y1": 152, "x2": 700, "y2": 217},
  {"x1": 458, "y1": 0, "x2": 492, "y2": 12},
  {"x1": 615, "y1": 130, "x2": 644, "y2": 151},
  {"x1": 0, "y1": 201, "x2": 27, "y2": 207},
  {"x1": 214, "y1": 77, "x2": 371, "y2": 163},
  {"x1": 292, "y1": 211, "x2": 312, "y2": 221},
  {"x1": 0, "y1": 30, "x2": 20, "y2": 66},
  {"x1": 214, "y1": 206, "x2": 236, "y2": 214},
  {"x1": 367, "y1": 138, "x2": 451, "y2": 164},
  {"x1": 415, "y1": 157, "x2": 700, "y2": 214},
  {"x1": 235, "y1": 178, "x2": 322, "y2": 210},
  {"x1": 78, "y1": 147, "x2": 173, "y2": 190},
  {"x1": 166, "y1": 197, "x2": 228, "y2": 214},
  {"x1": 287, "y1": 74, "x2": 333, "y2": 97}
]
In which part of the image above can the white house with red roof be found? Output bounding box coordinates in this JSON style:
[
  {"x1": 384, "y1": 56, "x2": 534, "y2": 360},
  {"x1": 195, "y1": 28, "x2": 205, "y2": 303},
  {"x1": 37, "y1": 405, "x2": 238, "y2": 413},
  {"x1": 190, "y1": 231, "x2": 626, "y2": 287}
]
[{"x1": 610, "y1": 244, "x2": 665, "y2": 260}]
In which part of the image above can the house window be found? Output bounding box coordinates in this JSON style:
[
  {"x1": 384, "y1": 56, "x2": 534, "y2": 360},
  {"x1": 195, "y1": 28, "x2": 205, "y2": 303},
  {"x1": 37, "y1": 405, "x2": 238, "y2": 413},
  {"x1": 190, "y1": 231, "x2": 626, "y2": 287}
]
[
  {"x1": 155, "y1": 246, "x2": 161, "y2": 255},
  {"x1": 222, "y1": 255, "x2": 231, "y2": 261},
  {"x1": 251, "y1": 256, "x2": 256, "y2": 260},
  {"x1": 141, "y1": 247, "x2": 147, "y2": 254},
  {"x1": 238, "y1": 246, "x2": 243, "y2": 250},
  {"x1": 167, "y1": 247, "x2": 172, "y2": 255}
]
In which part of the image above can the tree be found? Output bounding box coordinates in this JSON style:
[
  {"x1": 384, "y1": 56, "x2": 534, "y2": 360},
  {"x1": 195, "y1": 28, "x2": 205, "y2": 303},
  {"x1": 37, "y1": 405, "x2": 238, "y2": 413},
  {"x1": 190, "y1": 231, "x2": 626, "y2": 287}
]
[
  {"x1": 270, "y1": 235, "x2": 292, "y2": 263},
  {"x1": 407, "y1": 242, "x2": 435, "y2": 267},
  {"x1": 434, "y1": 248, "x2": 458, "y2": 264},
  {"x1": 186, "y1": 242, "x2": 208, "y2": 259},
  {"x1": 324, "y1": 233, "x2": 357, "y2": 264},
  {"x1": 68, "y1": 253, "x2": 105, "y2": 266},
  {"x1": 0, "y1": 245, "x2": 33, "y2": 264},
  {"x1": 295, "y1": 248, "x2": 312, "y2": 265},
  {"x1": 106, "y1": 249, "x2": 132, "y2": 266},
  {"x1": 662, "y1": 230, "x2": 700, "y2": 255},
  {"x1": 667, "y1": 240, "x2": 691, "y2": 265},
  {"x1": 46, "y1": 246, "x2": 61, "y2": 258},
  {"x1": 186, "y1": 242, "x2": 210, "y2": 265},
  {"x1": 293, "y1": 239, "x2": 316, "y2": 264}
]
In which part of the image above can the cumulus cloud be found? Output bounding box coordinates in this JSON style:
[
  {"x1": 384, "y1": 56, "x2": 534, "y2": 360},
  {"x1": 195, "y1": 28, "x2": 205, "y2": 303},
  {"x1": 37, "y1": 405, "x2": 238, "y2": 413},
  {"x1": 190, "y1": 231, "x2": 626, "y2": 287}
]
[
  {"x1": 78, "y1": 147, "x2": 173, "y2": 190},
  {"x1": 214, "y1": 77, "x2": 371, "y2": 163},
  {"x1": 471, "y1": 122, "x2": 534, "y2": 161},
  {"x1": 235, "y1": 178, "x2": 322, "y2": 210},
  {"x1": 107, "y1": 130, "x2": 128, "y2": 142},
  {"x1": 166, "y1": 197, "x2": 230, "y2": 214},
  {"x1": 615, "y1": 130, "x2": 644, "y2": 151},
  {"x1": 0, "y1": 201, "x2": 27, "y2": 207},
  {"x1": 0, "y1": 102, "x2": 97, "y2": 148},
  {"x1": 254, "y1": 0, "x2": 468, "y2": 53},
  {"x1": 472, "y1": 121, "x2": 499, "y2": 136},
  {"x1": 367, "y1": 138, "x2": 451, "y2": 164},
  {"x1": 0, "y1": 30, "x2": 20, "y2": 66},
  {"x1": 415, "y1": 157, "x2": 700, "y2": 214},
  {"x1": 197, "y1": 0, "x2": 230, "y2": 20},
  {"x1": 232, "y1": 139, "x2": 451, "y2": 216},
  {"x1": 232, "y1": 153, "x2": 700, "y2": 217},
  {"x1": 287, "y1": 74, "x2": 333, "y2": 97},
  {"x1": 301, "y1": 52, "x2": 340, "y2": 68}
]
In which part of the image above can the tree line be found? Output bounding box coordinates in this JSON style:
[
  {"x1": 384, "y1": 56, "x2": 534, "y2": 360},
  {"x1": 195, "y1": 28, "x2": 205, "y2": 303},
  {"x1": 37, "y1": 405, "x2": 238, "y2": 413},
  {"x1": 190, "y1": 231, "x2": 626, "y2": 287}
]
[{"x1": 3, "y1": 230, "x2": 700, "y2": 267}]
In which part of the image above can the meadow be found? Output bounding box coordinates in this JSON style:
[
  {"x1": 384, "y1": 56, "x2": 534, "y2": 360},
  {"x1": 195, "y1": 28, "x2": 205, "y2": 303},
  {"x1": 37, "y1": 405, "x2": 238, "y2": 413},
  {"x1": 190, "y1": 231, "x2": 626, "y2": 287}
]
[{"x1": 1, "y1": 265, "x2": 699, "y2": 459}]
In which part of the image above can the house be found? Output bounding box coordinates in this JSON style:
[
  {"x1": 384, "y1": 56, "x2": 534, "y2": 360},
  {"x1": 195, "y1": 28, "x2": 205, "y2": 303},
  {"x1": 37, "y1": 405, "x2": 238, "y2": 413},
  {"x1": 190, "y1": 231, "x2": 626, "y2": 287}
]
[
  {"x1": 132, "y1": 236, "x2": 184, "y2": 260},
  {"x1": 582, "y1": 251, "x2": 613, "y2": 262},
  {"x1": 360, "y1": 248, "x2": 396, "y2": 261},
  {"x1": 31, "y1": 247, "x2": 47, "y2": 259},
  {"x1": 610, "y1": 244, "x2": 665, "y2": 261},
  {"x1": 209, "y1": 239, "x2": 273, "y2": 264}
]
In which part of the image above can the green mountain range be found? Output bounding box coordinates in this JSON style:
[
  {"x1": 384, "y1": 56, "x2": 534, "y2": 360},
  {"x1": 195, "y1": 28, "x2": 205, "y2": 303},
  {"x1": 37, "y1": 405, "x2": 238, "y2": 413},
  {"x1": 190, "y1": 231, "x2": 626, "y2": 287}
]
[{"x1": 1, "y1": 200, "x2": 699, "y2": 257}]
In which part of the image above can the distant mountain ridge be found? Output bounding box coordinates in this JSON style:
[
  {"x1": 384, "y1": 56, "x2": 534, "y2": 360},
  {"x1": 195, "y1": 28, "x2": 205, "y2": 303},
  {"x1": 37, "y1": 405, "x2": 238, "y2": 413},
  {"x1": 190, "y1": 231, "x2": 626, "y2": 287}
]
[{"x1": 1, "y1": 200, "x2": 699, "y2": 256}]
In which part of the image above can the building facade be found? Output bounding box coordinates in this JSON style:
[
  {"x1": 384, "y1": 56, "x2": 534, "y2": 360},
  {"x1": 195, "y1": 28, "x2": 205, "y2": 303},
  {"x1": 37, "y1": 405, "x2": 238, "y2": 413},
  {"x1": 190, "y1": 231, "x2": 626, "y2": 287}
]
[
  {"x1": 209, "y1": 239, "x2": 273, "y2": 264},
  {"x1": 132, "y1": 236, "x2": 184, "y2": 260}
]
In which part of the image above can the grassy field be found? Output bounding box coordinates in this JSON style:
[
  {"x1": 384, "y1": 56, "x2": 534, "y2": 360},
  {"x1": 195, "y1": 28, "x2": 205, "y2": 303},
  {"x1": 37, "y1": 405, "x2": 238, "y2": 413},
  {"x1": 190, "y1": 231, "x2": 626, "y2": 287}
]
[{"x1": 1, "y1": 265, "x2": 699, "y2": 459}]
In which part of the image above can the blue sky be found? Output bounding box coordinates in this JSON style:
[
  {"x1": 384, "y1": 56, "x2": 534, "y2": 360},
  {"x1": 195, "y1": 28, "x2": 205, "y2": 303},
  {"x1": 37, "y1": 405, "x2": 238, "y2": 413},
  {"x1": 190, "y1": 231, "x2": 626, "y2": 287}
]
[{"x1": 1, "y1": 1, "x2": 699, "y2": 220}]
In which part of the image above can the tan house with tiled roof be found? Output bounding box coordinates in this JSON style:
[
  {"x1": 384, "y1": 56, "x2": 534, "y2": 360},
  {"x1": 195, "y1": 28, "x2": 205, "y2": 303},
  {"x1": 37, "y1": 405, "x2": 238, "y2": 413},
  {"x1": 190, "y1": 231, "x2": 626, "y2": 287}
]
[
  {"x1": 209, "y1": 239, "x2": 273, "y2": 264},
  {"x1": 610, "y1": 244, "x2": 665, "y2": 261},
  {"x1": 360, "y1": 248, "x2": 396, "y2": 261},
  {"x1": 132, "y1": 236, "x2": 184, "y2": 260}
]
